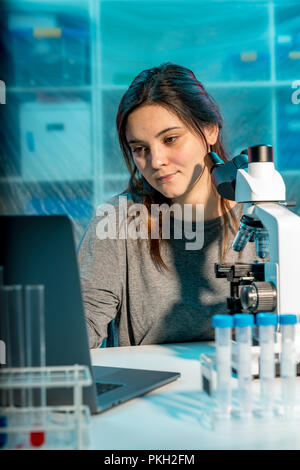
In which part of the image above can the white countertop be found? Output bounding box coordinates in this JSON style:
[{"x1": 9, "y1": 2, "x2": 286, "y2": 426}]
[{"x1": 89, "y1": 342, "x2": 300, "y2": 450}]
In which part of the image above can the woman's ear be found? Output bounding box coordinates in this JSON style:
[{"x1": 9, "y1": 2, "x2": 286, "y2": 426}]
[{"x1": 204, "y1": 124, "x2": 219, "y2": 146}]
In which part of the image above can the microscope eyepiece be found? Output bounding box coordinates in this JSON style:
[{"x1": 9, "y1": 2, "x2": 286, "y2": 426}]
[
  {"x1": 206, "y1": 151, "x2": 224, "y2": 174},
  {"x1": 248, "y1": 145, "x2": 273, "y2": 163},
  {"x1": 206, "y1": 151, "x2": 246, "y2": 201}
]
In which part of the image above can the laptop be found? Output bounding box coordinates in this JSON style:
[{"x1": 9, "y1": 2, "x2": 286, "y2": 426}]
[{"x1": 0, "y1": 215, "x2": 180, "y2": 414}]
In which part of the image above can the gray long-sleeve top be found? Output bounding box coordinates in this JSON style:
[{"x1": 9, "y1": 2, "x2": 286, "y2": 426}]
[{"x1": 78, "y1": 194, "x2": 258, "y2": 348}]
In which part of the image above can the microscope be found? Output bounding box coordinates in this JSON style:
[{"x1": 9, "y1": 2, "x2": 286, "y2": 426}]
[{"x1": 207, "y1": 144, "x2": 300, "y2": 374}]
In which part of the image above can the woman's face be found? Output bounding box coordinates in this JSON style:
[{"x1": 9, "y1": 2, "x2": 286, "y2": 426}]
[{"x1": 125, "y1": 104, "x2": 218, "y2": 201}]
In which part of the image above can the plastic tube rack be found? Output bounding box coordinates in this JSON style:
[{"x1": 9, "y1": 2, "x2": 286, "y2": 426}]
[{"x1": 0, "y1": 364, "x2": 92, "y2": 450}]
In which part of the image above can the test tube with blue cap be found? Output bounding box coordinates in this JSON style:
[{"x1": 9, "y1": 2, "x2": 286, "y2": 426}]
[
  {"x1": 279, "y1": 314, "x2": 297, "y2": 418},
  {"x1": 212, "y1": 314, "x2": 233, "y2": 418},
  {"x1": 256, "y1": 313, "x2": 277, "y2": 417},
  {"x1": 233, "y1": 313, "x2": 254, "y2": 418}
]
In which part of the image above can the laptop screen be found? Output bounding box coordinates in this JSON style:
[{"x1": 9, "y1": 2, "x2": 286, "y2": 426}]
[{"x1": 0, "y1": 215, "x2": 98, "y2": 412}]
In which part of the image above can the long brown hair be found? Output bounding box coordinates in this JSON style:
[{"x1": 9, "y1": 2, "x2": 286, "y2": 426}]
[{"x1": 116, "y1": 62, "x2": 238, "y2": 270}]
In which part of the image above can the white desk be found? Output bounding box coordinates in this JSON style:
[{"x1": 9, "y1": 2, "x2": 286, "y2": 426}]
[{"x1": 90, "y1": 342, "x2": 300, "y2": 450}]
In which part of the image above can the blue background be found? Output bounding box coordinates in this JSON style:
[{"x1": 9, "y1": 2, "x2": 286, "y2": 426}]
[{"x1": 1, "y1": 0, "x2": 300, "y2": 243}]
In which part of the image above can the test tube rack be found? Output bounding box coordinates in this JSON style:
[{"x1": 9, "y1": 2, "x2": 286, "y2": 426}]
[{"x1": 0, "y1": 364, "x2": 92, "y2": 450}]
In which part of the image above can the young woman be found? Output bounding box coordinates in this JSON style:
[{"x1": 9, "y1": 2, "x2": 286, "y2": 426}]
[{"x1": 78, "y1": 63, "x2": 257, "y2": 348}]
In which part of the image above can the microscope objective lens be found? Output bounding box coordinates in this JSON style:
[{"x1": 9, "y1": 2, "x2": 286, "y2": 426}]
[
  {"x1": 255, "y1": 230, "x2": 269, "y2": 259},
  {"x1": 232, "y1": 224, "x2": 253, "y2": 252}
]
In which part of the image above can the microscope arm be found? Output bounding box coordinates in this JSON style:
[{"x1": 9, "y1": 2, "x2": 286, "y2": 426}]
[{"x1": 245, "y1": 202, "x2": 300, "y2": 316}]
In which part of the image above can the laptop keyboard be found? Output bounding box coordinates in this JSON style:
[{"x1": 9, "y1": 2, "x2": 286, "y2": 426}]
[{"x1": 95, "y1": 382, "x2": 124, "y2": 395}]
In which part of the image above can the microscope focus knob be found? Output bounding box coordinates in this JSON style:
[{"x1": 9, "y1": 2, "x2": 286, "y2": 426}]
[{"x1": 240, "y1": 281, "x2": 277, "y2": 313}]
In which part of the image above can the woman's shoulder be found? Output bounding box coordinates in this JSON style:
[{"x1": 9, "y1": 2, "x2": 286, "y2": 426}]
[
  {"x1": 78, "y1": 194, "x2": 132, "y2": 256},
  {"x1": 96, "y1": 192, "x2": 140, "y2": 215},
  {"x1": 229, "y1": 201, "x2": 244, "y2": 218},
  {"x1": 90, "y1": 191, "x2": 149, "y2": 242}
]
